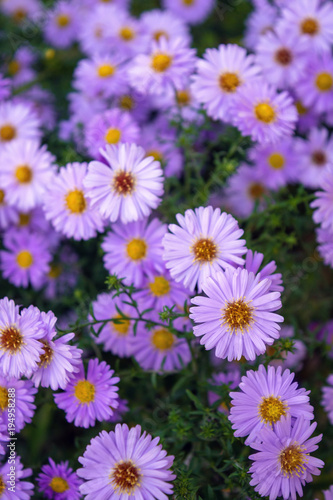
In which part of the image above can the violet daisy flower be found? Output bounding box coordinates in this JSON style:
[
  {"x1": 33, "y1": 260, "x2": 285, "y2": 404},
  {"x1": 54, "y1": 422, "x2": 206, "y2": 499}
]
[
  {"x1": 43, "y1": 162, "x2": 105, "y2": 241},
  {"x1": 77, "y1": 423, "x2": 176, "y2": 499},
  {"x1": 162, "y1": 0, "x2": 215, "y2": 25},
  {"x1": 0, "y1": 185, "x2": 19, "y2": 230},
  {"x1": 321, "y1": 374, "x2": 333, "y2": 424},
  {"x1": 191, "y1": 44, "x2": 261, "y2": 122},
  {"x1": 0, "y1": 297, "x2": 44, "y2": 379},
  {"x1": 78, "y1": 4, "x2": 121, "y2": 56},
  {"x1": 84, "y1": 143, "x2": 164, "y2": 224},
  {"x1": 0, "y1": 456, "x2": 34, "y2": 499},
  {"x1": 208, "y1": 367, "x2": 241, "y2": 415},
  {"x1": 0, "y1": 228, "x2": 51, "y2": 289},
  {"x1": 311, "y1": 165, "x2": 333, "y2": 232},
  {"x1": 0, "y1": 139, "x2": 55, "y2": 211},
  {"x1": 0, "y1": 101, "x2": 41, "y2": 147},
  {"x1": 229, "y1": 364, "x2": 313, "y2": 444},
  {"x1": 6, "y1": 46, "x2": 37, "y2": 88},
  {"x1": 54, "y1": 358, "x2": 120, "y2": 428},
  {"x1": 316, "y1": 227, "x2": 333, "y2": 268},
  {"x1": 44, "y1": 0, "x2": 79, "y2": 49},
  {"x1": 102, "y1": 218, "x2": 166, "y2": 288},
  {"x1": 107, "y1": 8, "x2": 149, "y2": 57},
  {"x1": 296, "y1": 53, "x2": 333, "y2": 114},
  {"x1": 231, "y1": 81, "x2": 297, "y2": 144},
  {"x1": 249, "y1": 415, "x2": 324, "y2": 500},
  {"x1": 243, "y1": 249, "x2": 284, "y2": 293},
  {"x1": 162, "y1": 206, "x2": 247, "y2": 292},
  {"x1": 0, "y1": 376, "x2": 37, "y2": 433},
  {"x1": 190, "y1": 267, "x2": 283, "y2": 361},
  {"x1": 37, "y1": 458, "x2": 82, "y2": 500},
  {"x1": 141, "y1": 9, "x2": 191, "y2": 46},
  {"x1": 244, "y1": 2, "x2": 277, "y2": 50}
]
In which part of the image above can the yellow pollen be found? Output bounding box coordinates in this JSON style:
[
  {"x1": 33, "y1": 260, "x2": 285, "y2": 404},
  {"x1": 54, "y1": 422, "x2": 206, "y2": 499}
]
[
  {"x1": 49, "y1": 477, "x2": 70, "y2": 493},
  {"x1": 222, "y1": 299, "x2": 254, "y2": 333},
  {"x1": 0, "y1": 326, "x2": 23, "y2": 353},
  {"x1": 268, "y1": 152, "x2": 285, "y2": 170},
  {"x1": 105, "y1": 127, "x2": 122, "y2": 144},
  {"x1": 97, "y1": 63, "x2": 115, "y2": 78},
  {"x1": 153, "y1": 30, "x2": 169, "y2": 41},
  {"x1": 57, "y1": 14, "x2": 70, "y2": 27},
  {"x1": 312, "y1": 150, "x2": 326, "y2": 166},
  {"x1": 38, "y1": 341, "x2": 53, "y2": 368},
  {"x1": 316, "y1": 72, "x2": 333, "y2": 92},
  {"x1": 110, "y1": 460, "x2": 141, "y2": 494},
  {"x1": 301, "y1": 17, "x2": 319, "y2": 35},
  {"x1": 119, "y1": 95, "x2": 134, "y2": 111},
  {"x1": 275, "y1": 47, "x2": 293, "y2": 66},
  {"x1": 176, "y1": 90, "x2": 191, "y2": 106},
  {"x1": 0, "y1": 190, "x2": 5, "y2": 205},
  {"x1": 18, "y1": 212, "x2": 31, "y2": 226},
  {"x1": 15, "y1": 165, "x2": 33, "y2": 184},
  {"x1": 248, "y1": 182, "x2": 265, "y2": 200},
  {"x1": 8, "y1": 60, "x2": 21, "y2": 75},
  {"x1": 113, "y1": 171, "x2": 135, "y2": 195},
  {"x1": 0, "y1": 124, "x2": 16, "y2": 142},
  {"x1": 48, "y1": 263, "x2": 62, "y2": 279},
  {"x1": 295, "y1": 100, "x2": 307, "y2": 115},
  {"x1": 192, "y1": 238, "x2": 217, "y2": 263},
  {"x1": 120, "y1": 27, "x2": 135, "y2": 41},
  {"x1": 126, "y1": 238, "x2": 147, "y2": 261},
  {"x1": 0, "y1": 386, "x2": 8, "y2": 411},
  {"x1": 152, "y1": 328, "x2": 174, "y2": 350},
  {"x1": 16, "y1": 250, "x2": 33, "y2": 269},
  {"x1": 149, "y1": 276, "x2": 171, "y2": 297},
  {"x1": 0, "y1": 475, "x2": 5, "y2": 495},
  {"x1": 151, "y1": 53, "x2": 173, "y2": 72},
  {"x1": 74, "y1": 380, "x2": 95, "y2": 404},
  {"x1": 45, "y1": 48, "x2": 56, "y2": 60},
  {"x1": 65, "y1": 189, "x2": 86, "y2": 214},
  {"x1": 219, "y1": 72, "x2": 241, "y2": 93},
  {"x1": 112, "y1": 314, "x2": 130, "y2": 335},
  {"x1": 258, "y1": 395, "x2": 288, "y2": 424},
  {"x1": 146, "y1": 150, "x2": 164, "y2": 163},
  {"x1": 255, "y1": 102, "x2": 276, "y2": 123},
  {"x1": 279, "y1": 443, "x2": 306, "y2": 477}
]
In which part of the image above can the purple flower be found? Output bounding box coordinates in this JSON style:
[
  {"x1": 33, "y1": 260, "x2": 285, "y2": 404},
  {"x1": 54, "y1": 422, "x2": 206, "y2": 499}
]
[
  {"x1": 323, "y1": 486, "x2": 333, "y2": 500},
  {"x1": 321, "y1": 374, "x2": 333, "y2": 424},
  {"x1": 0, "y1": 74, "x2": 10, "y2": 102},
  {"x1": 0, "y1": 101, "x2": 40, "y2": 147},
  {"x1": 162, "y1": 0, "x2": 215, "y2": 25},
  {"x1": 108, "y1": 398, "x2": 129, "y2": 423},
  {"x1": 296, "y1": 53, "x2": 333, "y2": 114},
  {"x1": 44, "y1": 0, "x2": 79, "y2": 49},
  {"x1": 54, "y1": 358, "x2": 120, "y2": 428},
  {"x1": 190, "y1": 267, "x2": 283, "y2": 361},
  {"x1": 6, "y1": 47, "x2": 37, "y2": 88},
  {"x1": 0, "y1": 376, "x2": 37, "y2": 433},
  {"x1": 41, "y1": 246, "x2": 79, "y2": 300},
  {"x1": 244, "y1": 3, "x2": 277, "y2": 50},
  {"x1": 229, "y1": 364, "x2": 313, "y2": 444},
  {"x1": 316, "y1": 227, "x2": 333, "y2": 268},
  {"x1": 269, "y1": 325, "x2": 307, "y2": 372},
  {"x1": 141, "y1": 9, "x2": 191, "y2": 46},
  {"x1": 77, "y1": 423, "x2": 176, "y2": 498},
  {"x1": 163, "y1": 206, "x2": 247, "y2": 292},
  {"x1": 243, "y1": 249, "x2": 283, "y2": 293},
  {"x1": 311, "y1": 165, "x2": 333, "y2": 232},
  {"x1": 0, "y1": 456, "x2": 34, "y2": 499},
  {"x1": 84, "y1": 143, "x2": 164, "y2": 224},
  {"x1": 249, "y1": 415, "x2": 324, "y2": 500},
  {"x1": 0, "y1": 184, "x2": 19, "y2": 230},
  {"x1": 208, "y1": 367, "x2": 241, "y2": 415},
  {"x1": 106, "y1": 8, "x2": 149, "y2": 57},
  {"x1": 37, "y1": 458, "x2": 82, "y2": 499}
]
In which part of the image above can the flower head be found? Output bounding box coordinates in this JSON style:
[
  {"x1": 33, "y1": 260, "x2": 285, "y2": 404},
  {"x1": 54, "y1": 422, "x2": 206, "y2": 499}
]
[
  {"x1": 0, "y1": 101, "x2": 40, "y2": 147},
  {"x1": 0, "y1": 376, "x2": 37, "y2": 433},
  {"x1": 37, "y1": 457, "x2": 82, "y2": 500},
  {"x1": 162, "y1": 0, "x2": 215, "y2": 25},
  {"x1": 321, "y1": 374, "x2": 333, "y2": 424}
]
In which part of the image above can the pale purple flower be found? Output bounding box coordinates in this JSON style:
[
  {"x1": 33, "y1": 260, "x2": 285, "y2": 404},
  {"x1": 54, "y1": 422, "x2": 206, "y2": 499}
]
[
  {"x1": 15, "y1": 86, "x2": 56, "y2": 132},
  {"x1": 323, "y1": 486, "x2": 333, "y2": 500},
  {"x1": 37, "y1": 457, "x2": 82, "y2": 500},
  {"x1": 141, "y1": 9, "x2": 191, "y2": 46},
  {"x1": 44, "y1": 0, "x2": 79, "y2": 49},
  {"x1": 107, "y1": 9, "x2": 149, "y2": 57},
  {"x1": 108, "y1": 398, "x2": 129, "y2": 423},
  {"x1": 311, "y1": 165, "x2": 333, "y2": 232},
  {"x1": 321, "y1": 374, "x2": 333, "y2": 424},
  {"x1": 0, "y1": 0, "x2": 41, "y2": 23},
  {"x1": 0, "y1": 456, "x2": 34, "y2": 499},
  {"x1": 296, "y1": 53, "x2": 333, "y2": 114},
  {"x1": 0, "y1": 184, "x2": 19, "y2": 230},
  {"x1": 243, "y1": 249, "x2": 284, "y2": 292},
  {"x1": 316, "y1": 227, "x2": 333, "y2": 268},
  {"x1": 162, "y1": 0, "x2": 215, "y2": 25},
  {"x1": 244, "y1": 3, "x2": 277, "y2": 50},
  {"x1": 78, "y1": 4, "x2": 122, "y2": 56},
  {"x1": 0, "y1": 376, "x2": 37, "y2": 433},
  {"x1": 6, "y1": 47, "x2": 37, "y2": 88},
  {"x1": 0, "y1": 74, "x2": 10, "y2": 102},
  {"x1": 0, "y1": 101, "x2": 41, "y2": 147}
]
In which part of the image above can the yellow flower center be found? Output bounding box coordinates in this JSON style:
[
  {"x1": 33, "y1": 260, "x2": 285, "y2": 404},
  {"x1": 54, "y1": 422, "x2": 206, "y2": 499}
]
[
  {"x1": 192, "y1": 238, "x2": 217, "y2": 263},
  {"x1": 0, "y1": 476, "x2": 5, "y2": 495},
  {"x1": 316, "y1": 72, "x2": 333, "y2": 92},
  {"x1": 12, "y1": 9, "x2": 26, "y2": 23},
  {"x1": 15, "y1": 165, "x2": 33, "y2": 184},
  {"x1": 151, "y1": 53, "x2": 173, "y2": 72},
  {"x1": 113, "y1": 171, "x2": 135, "y2": 195},
  {"x1": 219, "y1": 72, "x2": 241, "y2": 93},
  {"x1": 312, "y1": 150, "x2": 326, "y2": 166},
  {"x1": 279, "y1": 443, "x2": 306, "y2": 477},
  {"x1": 254, "y1": 102, "x2": 276, "y2": 123},
  {"x1": 57, "y1": 14, "x2": 70, "y2": 27},
  {"x1": 0, "y1": 386, "x2": 8, "y2": 411},
  {"x1": 183, "y1": 0, "x2": 195, "y2": 5},
  {"x1": 153, "y1": 30, "x2": 169, "y2": 41},
  {"x1": 248, "y1": 182, "x2": 265, "y2": 200},
  {"x1": 126, "y1": 238, "x2": 147, "y2": 261},
  {"x1": 49, "y1": 477, "x2": 69, "y2": 493},
  {"x1": 48, "y1": 263, "x2": 62, "y2": 279},
  {"x1": 176, "y1": 90, "x2": 191, "y2": 106},
  {"x1": 146, "y1": 150, "x2": 164, "y2": 163},
  {"x1": 0, "y1": 124, "x2": 16, "y2": 142},
  {"x1": 120, "y1": 27, "x2": 135, "y2": 41},
  {"x1": 16, "y1": 250, "x2": 33, "y2": 269},
  {"x1": 8, "y1": 60, "x2": 20, "y2": 75},
  {"x1": 295, "y1": 100, "x2": 307, "y2": 115},
  {"x1": 268, "y1": 152, "x2": 285, "y2": 170},
  {"x1": 274, "y1": 48, "x2": 293, "y2": 66},
  {"x1": 97, "y1": 63, "x2": 115, "y2": 78},
  {"x1": 119, "y1": 95, "x2": 134, "y2": 111},
  {"x1": 149, "y1": 276, "x2": 171, "y2": 297},
  {"x1": 65, "y1": 189, "x2": 86, "y2": 214},
  {"x1": 152, "y1": 328, "x2": 174, "y2": 350},
  {"x1": 105, "y1": 127, "x2": 122, "y2": 144},
  {"x1": 222, "y1": 299, "x2": 254, "y2": 333},
  {"x1": 74, "y1": 380, "x2": 95, "y2": 404},
  {"x1": 258, "y1": 395, "x2": 288, "y2": 424},
  {"x1": 110, "y1": 460, "x2": 141, "y2": 495},
  {"x1": 0, "y1": 190, "x2": 5, "y2": 205},
  {"x1": 0, "y1": 326, "x2": 23, "y2": 353},
  {"x1": 45, "y1": 49, "x2": 56, "y2": 60},
  {"x1": 38, "y1": 341, "x2": 53, "y2": 368},
  {"x1": 112, "y1": 315, "x2": 130, "y2": 335},
  {"x1": 301, "y1": 17, "x2": 319, "y2": 35},
  {"x1": 18, "y1": 213, "x2": 31, "y2": 226}
]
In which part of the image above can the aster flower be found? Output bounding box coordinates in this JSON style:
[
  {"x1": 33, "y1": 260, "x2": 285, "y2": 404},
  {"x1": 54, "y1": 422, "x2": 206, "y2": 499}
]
[
  {"x1": 244, "y1": 3, "x2": 277, "y2": 50},
  {"x1": 231, "y1": 82, "x2": 297, "y2": 144},
  {"x1": 106, "y1": 8, "x2": 149, "y2": 57},
  {"x1": 163, "y1": 206, "x2": 247, "y2": 292},
  {"x1": 249, "y1": 415, "x2": 324, "y2": 500},
  {"x1": 141, "y1": 9, "x2": 191, "y2": 46},
  {"x1": 296, "y1": 53, "x2": 333, "y2": 114},
  {"x1": 54, "y1": 358, "x2": 120, "y2": 428},
  {"x1": 168, "y1": 85, "x2": 203, "y2": 125},
  {"x1": 229, "y1": 365, "x2": 313, "y2": 444},
  {"x1": 311, "y1": 166, "x2": 333, "y2": 232},
  {"x1": 0, "y1": 456, "x2": 34, "y2": 499},
  {"x1": 191, "y1": 44, "x2": 261, "y2": 122},
  {"x1": 0, "y1": 184, "x2": 19, "y2": 230},
  {"x1": 0, "y1": 101, "x2": 40, "y2": 147},
  {"x1": 190, "y1": 267, "x2": 283, "y2": 361},
  {"x1": 102, "y1": 218, "x2": 166, "y2": 288},
  {"x1": 243, "y1": 249, "x2": 284, "y2": 292},
  {"x1": 0, "y1": 228, "x2": 51, "y2": 289},
  {"x1": 43, "y1": 162, "x2": 104, "y2": 241},
  {"x1": 37, "y1": 458, "x2": 82, "y2": 500},
  {"x1": 6, "y1": 46, "x2": 37, "y2": 88},
  {"x1": 84, "y1": 143, "x2": 164, "y2": 224},
  {"x1": 17, "y1": 85, "x2": 56, "y2": 132},
  {"x1": 0, "y1": 139, "x2": 55, "y2": 211},
  {"x1": 0, "y1": 297, "x2": 44, "y2": 379},
  {"x1": 208, "y1": 368, "x2": 241, "y2": 415},
  {"x1": 316, "y1": 227, "x2": 333, "y2": 268},
  {"x1": 108, "y1": 398, "x2": 129, "y2": 423},
  {"x1": 78, "y1": 4, "x2": 122, "y2": 56},
  {"x1": 0, "y1": 0, "x2": 41, "y2": 24},
  {"x1": 321, "y1": 374, "x2": 333, "y2": 424},
  {"x1": 128, "y1": 36, "x2": 196, "y2": 96},
  {"x1": 42, "y1": 246, "x2": 79, "y2": 300},
  {"x1": 0, "y1": 376, "x2": 37, "y2": 433},
  {"x1": 44, "y1": 0, "x2": 79, "y2": 49},
  {"x1": 162, "y1": 0, "x2": 215, "y2": 25},
  {"x1": 77, "y1": 423, "x2": 175, "y2": 498}
]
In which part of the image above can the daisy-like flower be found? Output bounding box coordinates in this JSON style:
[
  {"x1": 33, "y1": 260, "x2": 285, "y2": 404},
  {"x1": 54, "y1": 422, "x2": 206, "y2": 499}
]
[
  {"x1": 84, "y1": 143, "x2": 164, "y2": 224},
  {"x1": 296, "y1": 53, "x2": 333, "y2": 114},
  {"x1": 0, "y1": 0, "x2": 41, "y2": 24},
  {"x1": 0, "y1": 376, "x2": 37, "y2": 433},
  {"x1": 162, "y1": 206, "x2": 247, "y2": 292},
  {"x1": 44, "y1": 0, "x2": 79, "y2": 49},
  {"x1": 78, "y1": 4, "x2": 121, "y2": 56},
  {"x1": 0, "y1": 101, "x2": 40, "y2": 147},
  {"x1": 41, "y1": 245, "x2": 79, "y2": 300},
  {"x1": 6, "y1": 46, "x2": 37, "y2": 88},
  {"x1": 90, "y1": 293, "x2": 136, "y2": 358},
  {"x1": 243, "y1": 249, "x2": 283, "y2": 292},
  {"x1": 37, "y1": 458, "x2": 82, "y2": 500},
  {"x1": 0, "y1": 456, "x2": 34, "y2": 499},
  {"x1": 191, "y1": 44, "x2": 261, "y2": 122},
  {"x1": 316, "y1": 227, "x2": 333, "y2": 268},
  {"x1": 54, "y1": 358, "x2": 120, "y2": 428},
  {"x1": 249, "y1": 415, "x2": 324, "y2": 500},
  {"x1": 0, "y1": 297, "x2": 44, "y2": 378},
  {"x1": 107, "y1": 8, "x2": 149, "y2": 57},
  {"x1": 208, "y1": 367, "x2": 241, "y2": 415},
  {"x1": 231, "y1": 82, "x2": 297, "y2": 144},
  {"x1": 0, "y1": 184, "x2": 19, "y2": 230},
  {"x1": 43, "y1": 162, "x2": 105, "y2": 241},
  {"x1": 228, "y1": 365, "x2": 313, "y2": 444},
  {"x1": 77, "y1": 423, "x2": 176, "y2": 499},
  {"x1": 311, "y1": 166, "x2": 333, "y2": 232},
  {"x1": 84, "y1": 108, "x2": 140, "y2": 159},
  {"x1": 190, "y1": 267, "x2": 283, "y2": 361},
  {"x1": 162, "y1": 0, "x2": 215, "y2": 25},
  {"x1": 0, "y1": 140, "x2": 55, "y2": 211},
  {"x1": 321, "y1": 374, "x2": 333, "y2": 424},
  {"x1": 128, "y1": 36, "x2": 196, "y2": 96},
  {"x1": 244, "y1": 3, "x2": 277, "y2": 50},
  {"x1": 102, "y1": 218, "x2": 166, "y2": 287},
  {"x1": 141, "y1": 9, "x2": 191, "y2": 46},
  {"x1": 0, "y1": 228, "x2": 51, "y2": 289}
]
